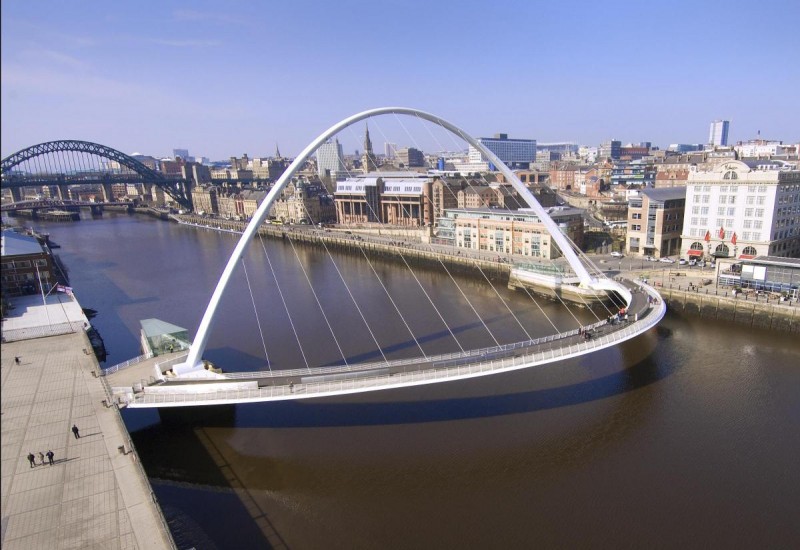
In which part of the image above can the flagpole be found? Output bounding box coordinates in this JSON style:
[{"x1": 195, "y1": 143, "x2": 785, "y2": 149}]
[{"x1": 35, "y1": 264, "x2": 53, "y2": 329}]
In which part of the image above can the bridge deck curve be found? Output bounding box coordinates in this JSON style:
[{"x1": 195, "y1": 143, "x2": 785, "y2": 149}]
[{"x1": 110, "y1": 279, "x2": 665, "y2": 408}]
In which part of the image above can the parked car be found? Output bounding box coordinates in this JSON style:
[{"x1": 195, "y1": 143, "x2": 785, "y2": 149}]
[
  {"x1": 689, "y1": 259, "x2": 697, "y2": 266},
  {"x1": 697, "y1": 260, "x2": 706, "y2": 268},
  {"x1": 610, "y1": 251, "x2": 624, "y2": 258},
  {"x1": 659, "y1": 257, "x2": 675, "y2": 263},
  {"x1": 679, "y1": 258, "x2": 687, "y2": 265}
]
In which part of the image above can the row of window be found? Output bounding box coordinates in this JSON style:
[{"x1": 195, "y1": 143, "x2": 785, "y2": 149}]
[
  {"x1": 692, "y1": 184, "x2": 770, "y2": 193},
  {"x1": 2, "y1": 259, "x2": 49, "y2": 269}
]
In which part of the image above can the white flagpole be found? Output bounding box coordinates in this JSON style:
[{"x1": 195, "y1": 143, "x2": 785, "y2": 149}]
[{"x1": 35, "y1": 264, "x2": 53, "y2": 329}]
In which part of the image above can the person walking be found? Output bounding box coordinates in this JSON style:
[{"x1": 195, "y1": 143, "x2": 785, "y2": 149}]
[
  {"x1": 27, "y1": 452, "x2": 36, "y2": 468},
  {"x1": 46, "y1": 450, "x2": 54, "y2": 466},
  {"x1": 71, "y1": 424, "x2": 80, "y2": 439},
  {"x1": 15, "y1": 356, "x2": 21, "y2": 365},
  {"x1": 38, "y1": 452, "x2": 45, "y2": 466}
]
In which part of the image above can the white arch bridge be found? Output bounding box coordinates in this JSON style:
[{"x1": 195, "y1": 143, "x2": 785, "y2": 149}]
[{"x1": 103, "y1": 107, "x2": 666, "y2": 408}]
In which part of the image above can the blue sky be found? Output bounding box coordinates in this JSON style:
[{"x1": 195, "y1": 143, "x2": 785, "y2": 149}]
[{"x1": 2, "y1": 0, "x2": 799, "y2": 160}]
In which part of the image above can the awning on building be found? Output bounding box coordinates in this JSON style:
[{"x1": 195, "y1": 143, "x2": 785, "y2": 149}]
[{"x1": 687, "y1": 249, "x2": 703, "y2": 256}]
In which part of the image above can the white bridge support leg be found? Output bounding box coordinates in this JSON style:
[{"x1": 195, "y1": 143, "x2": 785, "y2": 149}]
[{"x1": 176, "y1": 107, "x2": 629, "y2": 375}]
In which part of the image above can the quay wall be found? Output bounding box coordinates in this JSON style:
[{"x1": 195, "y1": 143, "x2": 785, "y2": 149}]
[
  {"x1": 659, "y1": 287, "x2": 800, "y2": 333},
  {"x1": 173, "y1": 214, "x2": 510, "y2": 282},
  {"x1": 170, "y1": 214, "x2": 799, "y2": 333}
]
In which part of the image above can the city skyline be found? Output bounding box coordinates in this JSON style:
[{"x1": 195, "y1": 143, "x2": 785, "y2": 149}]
[{"x1": 2, "y1": 0, "x2": 799, "y2": 160}]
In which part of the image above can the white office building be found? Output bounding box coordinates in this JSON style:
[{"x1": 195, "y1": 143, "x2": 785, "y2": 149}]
[
  {"x1": 316, "y1": 138, "x2": 346, "y2": 179},
  {"x1": 708, "y1": 120, "x2": 730, "y2": 147},
  {"x1": 468, "y1": 133, "x2": 536, "y2": 168},
  {"x1": 680, "y1": 160, "x2": 800, "y2": 261}
]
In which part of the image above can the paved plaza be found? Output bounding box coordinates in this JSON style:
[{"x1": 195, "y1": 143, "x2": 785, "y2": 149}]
[{"x1": 1, "y1": 326, "x2": 174, "y2": 549}]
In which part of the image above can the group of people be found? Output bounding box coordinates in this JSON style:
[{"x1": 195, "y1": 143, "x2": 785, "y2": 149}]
[
  {"x1": 607, "y1": 307, "x2": 630, "y2": 325},
  {"x1": 27, "y1": 450, "x2": 55, "y2": 467},
  {"x1": 25, "y1": 424, "x2": 80, "y2": 468}
]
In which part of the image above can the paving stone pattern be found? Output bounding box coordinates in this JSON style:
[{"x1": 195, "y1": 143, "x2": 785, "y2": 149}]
[{"x1": 1, "y1": 333, "x2": 173, "y2": 549}]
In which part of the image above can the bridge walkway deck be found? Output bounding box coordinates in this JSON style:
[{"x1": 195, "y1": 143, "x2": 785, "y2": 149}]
[{"x1": 107, "y1": 278, "x2": 660, "y2": 408}]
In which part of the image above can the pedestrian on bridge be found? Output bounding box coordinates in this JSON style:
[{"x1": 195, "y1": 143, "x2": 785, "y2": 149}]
[
  {"x1": 38, "y1": 452, "x2": 45, "y2": 466},
  {"x1": 27, "y1": 452, "x2": 36, "y2": 468},
  {"x1": 71, "y1": 424, "x2": 80, "y2": 439},
  {"x1": 47, "y1": 450, "x2": 54, "y2": 466}
]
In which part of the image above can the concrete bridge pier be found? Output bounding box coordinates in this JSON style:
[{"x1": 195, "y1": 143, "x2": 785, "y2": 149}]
[
  {"x1": 10, "y1": 187, "x2": 24, "y2": 203},
  {"x1": 57, "y1": 184, "x2": 71, "y2": 200},
  {"x1": 101, "y1": 182, "x2": 114, "y2": 202}
]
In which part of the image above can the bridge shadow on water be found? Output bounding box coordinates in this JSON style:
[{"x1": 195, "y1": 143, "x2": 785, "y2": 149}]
[{"x1": 130, "y1": 324, "x2": 676, "y2": 550}]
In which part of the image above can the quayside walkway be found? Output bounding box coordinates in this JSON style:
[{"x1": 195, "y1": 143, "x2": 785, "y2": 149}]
[
  {"x1": 105, "y1": 280, "x2": 665, "y2": 409},
  {"x1": 1, "y1": 327, "x2": 174, "y2": 549}
]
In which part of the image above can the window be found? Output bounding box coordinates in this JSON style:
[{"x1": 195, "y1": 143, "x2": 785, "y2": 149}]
[
  {"x1": 746, "y1": 196, "x2": 755, "y2": 205},
  {"x1": 701, "y1": 207, "x2": 709, "y2": 215},
  {"x1": 729, "y1": 195, "x2": 736, "y2": 204},
  {"x1": 743, "y1": 220, "x2": 752, "y2": 229},
  {"x1": 692, "y1": 206, "x2": 700, "y2": 215},
  {"x1": 757, "y1": 196, "x2": 766, "y2": 205},
  {"x1": 727, "y1": 208, "x2": 735, "y2": 216},
  {"x1": 719, "y1": 195, "x2": 727, "y2": 204},
  {"x1": 755, "y1": 209, "x2": 764, "y2": 217},
  {"x1": 745, "y1": 208, "x2": 754, "y2": 217},
  {"x1": 717, "y1": 207, "x2": 725, "y2": 216}
]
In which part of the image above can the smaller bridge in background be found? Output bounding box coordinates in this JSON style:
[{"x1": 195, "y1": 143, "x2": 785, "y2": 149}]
[
  {"x1": 0, "y1": 198, "x2": 133, "y2": 213},
  {"x1": 1, "y1": 140, "x2": 194, "y2": 209}
]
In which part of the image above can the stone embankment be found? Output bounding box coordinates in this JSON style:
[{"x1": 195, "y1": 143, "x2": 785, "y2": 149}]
[
  {"x1": 173, "y1": 214, "x2": 510, "y2": 281},
  {"x1": 657, "y1": 286, "x2": 799, "y2": 332},
  {"x1": 170, "y1": 214, "x2": 799, "y2": 333}
]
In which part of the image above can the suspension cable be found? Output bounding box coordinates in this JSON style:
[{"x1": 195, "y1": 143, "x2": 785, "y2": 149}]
[
  {"x1": 240, "y1": 257, "x2": 271, "y2": 371},
  {"x1": 283, "y1": 229, "x2": 367, "y2": 366},
  {"x1": 258, "y1": 234, "x2": 311, "y2": 372}
]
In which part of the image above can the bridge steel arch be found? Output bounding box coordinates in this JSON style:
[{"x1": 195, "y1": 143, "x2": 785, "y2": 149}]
[
  {"x1": 180, "y1": 107, "x2": 622, "y2": 373},
  {"x1": 1, "y1": 140, "x2": 192, "y2": 208}
]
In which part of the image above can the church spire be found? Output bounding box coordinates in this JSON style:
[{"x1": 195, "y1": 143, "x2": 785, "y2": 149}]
[
  {"x1": 363, "y1": 123, "x2": 373, "y2": 155},
  {"x1": 275, "y1": 143, "x2": 281, "y2": 158},
  {"x1": 361, "y1": 123, "x2": 378, "y2": 172}
]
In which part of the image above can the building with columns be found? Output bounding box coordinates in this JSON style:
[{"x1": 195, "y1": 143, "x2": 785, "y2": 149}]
[
  {"x1": 680, "y1": 160, "x2": 800, "y2": 261},
  {"x1": 436, "y1": 207, "x2": 583, "y2": 259},
  {"x1": 334, "y1": 172, "x2": 434, "y2": 226}
]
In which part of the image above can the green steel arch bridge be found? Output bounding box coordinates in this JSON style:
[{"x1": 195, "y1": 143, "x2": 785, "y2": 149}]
[{"x1": 1, "y1": 140, "x2": 194, "y2": 209}]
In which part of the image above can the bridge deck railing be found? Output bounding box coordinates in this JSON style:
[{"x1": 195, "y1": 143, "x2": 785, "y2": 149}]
[
  {"x1": 127, "y1": 287, "x2": 665, "y2": 406},
  {"x1": 102, "y1": 351, "x2": 154, "y2": 376},
  {"x1": 218, "y1": 281, "x2": 654, "y2": 382}
]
